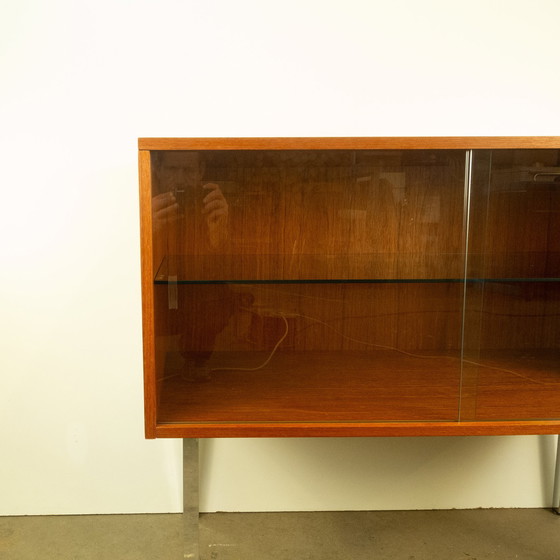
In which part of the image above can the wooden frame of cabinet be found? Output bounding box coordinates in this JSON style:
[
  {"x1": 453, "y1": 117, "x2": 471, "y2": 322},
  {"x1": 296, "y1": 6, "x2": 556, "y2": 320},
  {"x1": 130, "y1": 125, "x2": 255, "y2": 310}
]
[{"x1": 139, "y1": 136, "x2": 560, "y2": 440}]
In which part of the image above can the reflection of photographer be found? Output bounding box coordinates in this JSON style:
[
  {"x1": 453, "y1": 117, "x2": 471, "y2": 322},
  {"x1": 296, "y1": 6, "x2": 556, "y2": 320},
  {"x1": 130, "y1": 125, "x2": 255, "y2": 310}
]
[
  {"x1": 153, "y1": 151, "x2": 235, "y2": 381},
  {"x1": 153, "y1": 151, "x2": 229, "y2": 250},
  {"x1": 200, "y1": 182, "x2": 228, "y2": 249}
]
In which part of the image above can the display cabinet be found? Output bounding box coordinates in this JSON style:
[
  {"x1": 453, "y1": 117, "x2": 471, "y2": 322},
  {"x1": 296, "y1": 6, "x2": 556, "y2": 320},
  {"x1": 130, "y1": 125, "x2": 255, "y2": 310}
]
[{"x1": 139, "y1": 137, "x2": 560, "y2": 439}]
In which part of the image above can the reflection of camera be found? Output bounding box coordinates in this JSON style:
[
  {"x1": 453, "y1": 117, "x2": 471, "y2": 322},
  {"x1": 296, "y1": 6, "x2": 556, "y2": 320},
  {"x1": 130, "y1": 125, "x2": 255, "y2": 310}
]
[{"x1": 173, "y1": 187, "x2": 186, "y2": 208}]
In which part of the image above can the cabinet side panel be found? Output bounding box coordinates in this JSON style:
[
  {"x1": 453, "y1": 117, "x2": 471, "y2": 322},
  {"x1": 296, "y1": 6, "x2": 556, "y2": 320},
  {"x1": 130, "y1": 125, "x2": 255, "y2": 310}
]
[{"x1": 139, "y1": 150, "x2": 157, "y2": 438}]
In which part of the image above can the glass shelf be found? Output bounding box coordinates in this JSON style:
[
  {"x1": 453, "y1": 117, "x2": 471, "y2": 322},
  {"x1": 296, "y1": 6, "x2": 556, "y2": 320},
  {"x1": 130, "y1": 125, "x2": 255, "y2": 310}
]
[
  {"x1": 153, "y1": 253, "x2": 560, "y2": 284},
  {"x1": 154, "y1": 253, "x2": 465, "y2": 283}
]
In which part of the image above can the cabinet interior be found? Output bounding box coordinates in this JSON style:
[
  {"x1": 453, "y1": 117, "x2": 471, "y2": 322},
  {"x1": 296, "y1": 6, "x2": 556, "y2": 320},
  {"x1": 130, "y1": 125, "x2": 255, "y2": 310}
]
[{"x1": 141, "y1": 143, "x2": 560, "y2": 434}]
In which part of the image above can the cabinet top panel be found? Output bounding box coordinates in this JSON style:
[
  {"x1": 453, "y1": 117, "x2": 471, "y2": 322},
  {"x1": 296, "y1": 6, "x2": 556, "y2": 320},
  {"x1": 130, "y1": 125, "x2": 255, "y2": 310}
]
[{"x1": 138, "y1": 136, "x2": 560, "y2": 151}]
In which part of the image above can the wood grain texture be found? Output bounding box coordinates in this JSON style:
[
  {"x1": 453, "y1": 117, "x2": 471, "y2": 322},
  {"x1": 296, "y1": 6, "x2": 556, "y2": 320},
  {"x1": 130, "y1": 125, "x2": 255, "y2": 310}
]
[
  {"x1": 139, "y1": 139, "x2": 560, "y2": 438},
  {"x1": 155, "y1": 349, "x2": 560, "y2": 431},
  {"x1": 154, "y1": 420, "x2": 560, "y2": 439},
  {"x1": 139, "y1": 137, "x2": 560, "y2": 151},
  {"x1": 139, "y1": 150, "x2": 157, "y2": 438},
  {"x1": 158, "y1": 351, "x2": 462, "y2": 424}
]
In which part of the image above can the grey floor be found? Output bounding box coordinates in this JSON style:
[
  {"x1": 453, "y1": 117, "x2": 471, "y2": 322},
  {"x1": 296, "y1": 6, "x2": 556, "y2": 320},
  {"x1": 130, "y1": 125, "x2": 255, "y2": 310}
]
[{"x1": 1, "y1": 509, "x2": 559, "y2": 560}]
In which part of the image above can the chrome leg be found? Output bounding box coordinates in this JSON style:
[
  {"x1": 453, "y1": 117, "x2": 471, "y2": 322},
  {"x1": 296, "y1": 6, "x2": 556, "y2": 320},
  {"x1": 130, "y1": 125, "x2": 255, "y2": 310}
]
[
  {"x1": 183, "y1": 438, "x2": 200, "y2": 559},
  {"x1": 553, "y1": 435, "x2": 560, "y2": 514}
]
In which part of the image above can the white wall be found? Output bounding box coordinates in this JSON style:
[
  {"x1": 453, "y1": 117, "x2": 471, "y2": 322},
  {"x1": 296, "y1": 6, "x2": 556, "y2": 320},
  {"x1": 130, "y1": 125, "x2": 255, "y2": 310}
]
[{"x1": 1, "y1": 0, "x2": 559, "y2": 515}]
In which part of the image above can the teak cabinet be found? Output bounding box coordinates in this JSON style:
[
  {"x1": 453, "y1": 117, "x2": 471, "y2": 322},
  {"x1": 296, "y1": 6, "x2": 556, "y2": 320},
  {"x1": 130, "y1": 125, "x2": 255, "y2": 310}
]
[{"x1": 139, "y1": 137, "x2": 560, "y2": 439}]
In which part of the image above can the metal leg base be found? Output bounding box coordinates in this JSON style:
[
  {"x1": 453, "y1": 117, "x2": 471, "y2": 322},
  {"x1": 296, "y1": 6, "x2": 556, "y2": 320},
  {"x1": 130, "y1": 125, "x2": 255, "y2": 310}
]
[
  {"x1": 182, "y1": 433, "x2": 560, "y2": 560},
  {"x1": 552, "y1": 435, "x2": 560, "y2": 515},
  {"x1": 183, "y1": 438, "x2": 200, "y2": 559}
]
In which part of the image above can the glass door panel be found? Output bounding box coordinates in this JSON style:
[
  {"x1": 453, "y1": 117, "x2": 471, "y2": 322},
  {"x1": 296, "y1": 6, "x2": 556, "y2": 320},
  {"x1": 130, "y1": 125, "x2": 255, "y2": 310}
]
[
  {"x1": 150, "y1": 149, "x2": 468, "y2": 424},
  {"x1": 462, "y1": 149, "x2": 560, "y2": 421}
]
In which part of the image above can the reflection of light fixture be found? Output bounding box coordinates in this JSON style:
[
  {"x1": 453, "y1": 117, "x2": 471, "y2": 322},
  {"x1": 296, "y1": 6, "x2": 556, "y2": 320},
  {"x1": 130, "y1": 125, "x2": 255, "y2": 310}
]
[
  {"x1": 492, "y1": 166, "x2": 560, "y2": 192},
  {"x1": 532, "y1": 171, "x2": 560, "y2": 182}
]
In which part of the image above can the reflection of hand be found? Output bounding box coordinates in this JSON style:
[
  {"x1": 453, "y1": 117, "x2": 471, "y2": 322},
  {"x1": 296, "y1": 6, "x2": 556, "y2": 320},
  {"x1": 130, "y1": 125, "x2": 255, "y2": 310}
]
[
  {"x1": 152, "y1": 192, "x2": 178, "y2": 229},
  {"x1": 202, "y1": 183, "x2": 229, "y2": 248}
]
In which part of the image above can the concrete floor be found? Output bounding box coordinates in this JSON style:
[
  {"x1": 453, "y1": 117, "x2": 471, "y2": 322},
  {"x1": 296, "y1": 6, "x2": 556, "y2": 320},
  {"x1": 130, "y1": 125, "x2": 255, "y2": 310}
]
[{"x1": 1, "y1": 509, "x2": 559, "y2": 559}]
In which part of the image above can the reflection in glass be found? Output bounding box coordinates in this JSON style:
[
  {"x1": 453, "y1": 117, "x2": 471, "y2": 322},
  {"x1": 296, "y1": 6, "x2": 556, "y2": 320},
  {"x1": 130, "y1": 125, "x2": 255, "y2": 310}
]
[
  {"x1": 463, "y1": 149, "x2": 560, "y2": 421},
  {"x1": 148, "y1": 148, "x2": 560, "y2": 424},
  {"x1": 149, "y1": 149, "x2": 468, "y2": 423}
]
